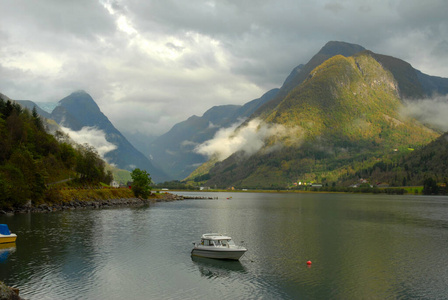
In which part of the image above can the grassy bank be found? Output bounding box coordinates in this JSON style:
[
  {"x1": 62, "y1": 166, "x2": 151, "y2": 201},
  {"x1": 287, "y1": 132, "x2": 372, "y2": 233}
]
[{"x1": 42, "y1": 188, "x2": 166, "y2": 205}]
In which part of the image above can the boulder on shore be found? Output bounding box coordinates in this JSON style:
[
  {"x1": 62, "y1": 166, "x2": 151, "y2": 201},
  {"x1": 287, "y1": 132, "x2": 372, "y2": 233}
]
[{"x1": 0, "y1": 282, "x2": 21, "y2": 300}]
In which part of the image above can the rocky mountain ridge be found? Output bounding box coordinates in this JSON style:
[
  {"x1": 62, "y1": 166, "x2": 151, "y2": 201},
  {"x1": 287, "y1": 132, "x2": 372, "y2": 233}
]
[{"x1": 189, "y1": 42, "x2": 448, "y2": 188}]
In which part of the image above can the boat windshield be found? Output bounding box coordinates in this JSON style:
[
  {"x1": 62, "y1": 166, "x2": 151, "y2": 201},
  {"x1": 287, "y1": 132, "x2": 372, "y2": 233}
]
[
  {"x1": 200, "y1": 238, "x2": 236, "y2": 247},
  {"x1": 201, "y1": 239, "x2": 219, "y2": 246},
  {"x1": 219, "y1": 239, "x2": 235, "y2": 246}
]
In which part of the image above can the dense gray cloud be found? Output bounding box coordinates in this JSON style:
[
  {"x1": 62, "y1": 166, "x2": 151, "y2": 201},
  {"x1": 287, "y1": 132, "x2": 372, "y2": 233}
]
[{"x1": 1, "y1": 0, "x2": 447, "y2": 138}]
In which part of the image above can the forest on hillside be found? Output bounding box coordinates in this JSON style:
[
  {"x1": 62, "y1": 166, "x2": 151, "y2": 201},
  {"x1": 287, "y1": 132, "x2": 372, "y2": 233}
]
[{"x1": 0, "y1": 98, "x2": 112, "y2": 209}]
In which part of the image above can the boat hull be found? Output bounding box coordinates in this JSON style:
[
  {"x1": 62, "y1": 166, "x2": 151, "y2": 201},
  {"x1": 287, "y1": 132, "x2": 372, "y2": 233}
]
[
  {"x1": 191, "y1": 248, "x2": 246, "y2": 260},
  {"x1": 0, "y1": 234, "x2": 17, "y2": 244}
]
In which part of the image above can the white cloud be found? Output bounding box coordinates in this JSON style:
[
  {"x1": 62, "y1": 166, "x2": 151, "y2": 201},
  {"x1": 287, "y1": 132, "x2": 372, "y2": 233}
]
[
  {"x1": 0, "y1": 0, "x2": 447, "y2": 139},
  {"x1": 401, "y1": 95, "x2": 448, "y2": 131},
  {"x1": 195, "y1": 118, "x2": 303, "y2": 161},
  {"x1": 61, "y1": 126, "x2": 117, "y2": 158},
  {"x1": 180, "y1": 140, "x2": 199, "y2": 148}
]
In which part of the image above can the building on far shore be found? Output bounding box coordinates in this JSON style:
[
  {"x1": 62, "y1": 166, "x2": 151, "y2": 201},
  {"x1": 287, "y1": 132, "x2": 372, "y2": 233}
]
[{"x1": 110, "y1": 180, "x2": 119, "y2": 188}]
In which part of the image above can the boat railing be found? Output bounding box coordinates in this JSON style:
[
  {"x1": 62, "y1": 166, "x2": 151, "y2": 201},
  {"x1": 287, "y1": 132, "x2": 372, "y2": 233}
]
[{"x1": 192, "y1": 242, "x2": 246, "y2": 250}]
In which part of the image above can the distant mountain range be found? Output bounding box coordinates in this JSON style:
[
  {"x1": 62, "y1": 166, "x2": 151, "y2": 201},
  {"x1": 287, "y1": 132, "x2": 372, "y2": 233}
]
[
  {"x1": 148, "y1": 88, "x2": 279, "y2": 179},
  {"x1": 148, "y1": 41, "x2": 448, "y2": 184},
  {"x1": 15, "y1": 91, "x2": 169, "y2": 183},
  {"x1": 183, "y1": 41, "x2": 448, "y2": 188},
  {"x1": 7, "y1": 40, "x2": 448, "y2": 188}
]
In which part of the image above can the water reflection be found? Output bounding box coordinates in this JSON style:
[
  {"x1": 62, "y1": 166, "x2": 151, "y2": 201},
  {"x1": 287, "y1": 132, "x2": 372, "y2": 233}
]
[
  {"x1": 191, "y1": 256, "x2": 247, "y2": 278},
  {"x1": 1, "y1": 194, "x2": 448, "y2": 299},
  {"x1": 0, "y1": 243, "x2": 16, "y2": 263}
]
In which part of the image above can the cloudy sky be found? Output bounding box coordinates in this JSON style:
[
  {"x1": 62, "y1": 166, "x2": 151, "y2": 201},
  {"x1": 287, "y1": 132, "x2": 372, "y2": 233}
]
[{"x1": 1, "y1": 0, "x2": 447, "y2": 138}]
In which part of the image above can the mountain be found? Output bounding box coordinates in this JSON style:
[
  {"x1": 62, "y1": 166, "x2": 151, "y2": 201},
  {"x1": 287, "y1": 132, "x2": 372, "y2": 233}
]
[
  {"x1": 398, "y1": 132, "x2": 448, "y2": 183},
  {"x1": 148, "y1": 88, "x2": 279, "y2": 179},
  {"x1": 0, "y1": 92, "x2": 124, "y2": 208},
  {"x1": 250, "y1": 41, "x2": 448, "y2": 121},
  {"x1": 13, "y1": 99, "x2": 52, "y2": 119},
  {"x1": 50, "y1": 91, "x2": 169, "y2": 183},
  {"x1": 191, "y1": 42, "x2": 447, "y2": 189},
  {"x1": 368, "y1": 52, "x2": 448, "y2": 99},
  {"x1": 250, "y1": 41, "x2": 367, "y2": 120}
]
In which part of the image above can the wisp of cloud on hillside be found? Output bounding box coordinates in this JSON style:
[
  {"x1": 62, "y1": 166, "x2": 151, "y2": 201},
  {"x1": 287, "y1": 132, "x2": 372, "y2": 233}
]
[
  {"x1": 61, "y1": 126, "x2": 117, "y2": 158},
  {"x1": 195, "y1": 118, "x2": 303, "y2": 161},
  {"x1": 401, "y1": 95, "x2": 448, "y2": 131}
]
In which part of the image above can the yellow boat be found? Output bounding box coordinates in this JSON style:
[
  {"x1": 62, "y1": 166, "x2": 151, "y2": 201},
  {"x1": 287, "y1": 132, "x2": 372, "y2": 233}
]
[{"x1": 0, "y1": 224, "x2": 17, "y2": 244}]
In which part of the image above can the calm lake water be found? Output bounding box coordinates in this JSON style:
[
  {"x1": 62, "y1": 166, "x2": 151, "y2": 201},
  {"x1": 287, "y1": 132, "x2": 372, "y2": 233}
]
[{"x1": 1, "y1": 192, "x2": 448, "y2": 299}]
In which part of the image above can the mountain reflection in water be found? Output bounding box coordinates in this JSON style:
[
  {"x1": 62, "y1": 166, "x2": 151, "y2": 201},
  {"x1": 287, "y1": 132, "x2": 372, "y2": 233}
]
[{"x1": 1, "y1": 192, "x2": 448, "y2": 299}]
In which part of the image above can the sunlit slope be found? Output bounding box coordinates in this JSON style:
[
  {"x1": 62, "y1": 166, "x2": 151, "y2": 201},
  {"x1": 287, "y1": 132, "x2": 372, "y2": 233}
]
[
  {"x1": 202, "y1": 52, "x2": 438, "y2": 188},
  {"x1": 266, "y1": 53, "x2": 436, "y2": 147}
]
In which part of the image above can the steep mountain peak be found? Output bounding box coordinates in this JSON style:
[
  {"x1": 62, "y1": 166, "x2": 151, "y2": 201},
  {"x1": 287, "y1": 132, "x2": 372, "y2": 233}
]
[
  {"x1": 72, "y1": 89, "x2": 89, "y2": 95},
  {"x1": 318, "y1": 41, "x2": 366, "y2": 57},
  {"x1": 58, "y1": 91, "x2": 101, "y2": 112},
  {"x1": 51, "y1": 91, "x2": 169, "y2": 182},
  {"x1": 268, "y1": 53, "x2": 407, "y2": 133},
  {"x1": 54, "y1": 91, "x2": 106, "y2": 129},
  {"x1": 251, "y1": 41, "x2": 366, "y2": 119},
  {"x1": 200, "y1": 50, "x2": 438, "y2": 188}
]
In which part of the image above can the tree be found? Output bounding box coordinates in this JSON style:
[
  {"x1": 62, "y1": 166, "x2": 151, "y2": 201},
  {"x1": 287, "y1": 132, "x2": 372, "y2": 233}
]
[
  {"x1": 423, "y1": 177, "x2": 438, "y2": 195},
  {"x1": 75, "y1": 144, "x2": 106, "y2": 183},
  {"x1": 32, "y1": 106, "x2": 44, "y2": 131},
  {"x1": 130, "y1": 168, "x2": 152, "y2": 198}
]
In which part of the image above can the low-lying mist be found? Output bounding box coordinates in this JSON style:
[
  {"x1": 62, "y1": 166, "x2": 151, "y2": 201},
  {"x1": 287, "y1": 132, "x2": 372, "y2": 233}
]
[
  {"x1": 60, "y1": 126, "x2": 117, "y2": 158},
  {"x1": 401, "y1": 95, "x2": 448, "y2": 131},
  {"x1": 194, "y1": 118, "x2": 303, "y2": 161}
]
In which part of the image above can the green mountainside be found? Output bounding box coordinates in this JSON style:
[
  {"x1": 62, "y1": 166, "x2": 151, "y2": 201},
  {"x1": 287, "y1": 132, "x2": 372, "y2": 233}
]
[
  {"x1": 149, "y1": 41, "x2": 448, "y2": 185},
  {"x1": 195, "y1": 51, "x2": 441, "y2": 189},
  {"x1": 0, "y1": 94, "x2": 113, "y2": 209},
  {"x1": 266, "y1": 53, "x2": 435, "y2": 146},
  {"x1": 360, "y1": 132, "x2": 448, "y2": 186}
]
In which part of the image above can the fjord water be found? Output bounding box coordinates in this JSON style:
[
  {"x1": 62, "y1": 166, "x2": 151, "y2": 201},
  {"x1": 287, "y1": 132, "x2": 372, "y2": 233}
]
[{"x1": 1, "y1": 192, "x2": 448, "y2": 299}]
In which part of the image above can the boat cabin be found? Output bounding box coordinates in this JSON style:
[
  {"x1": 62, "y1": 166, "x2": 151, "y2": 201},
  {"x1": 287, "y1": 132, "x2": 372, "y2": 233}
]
[{"x1": 200, "y1": 233, "x2": 236, "y2": 247}]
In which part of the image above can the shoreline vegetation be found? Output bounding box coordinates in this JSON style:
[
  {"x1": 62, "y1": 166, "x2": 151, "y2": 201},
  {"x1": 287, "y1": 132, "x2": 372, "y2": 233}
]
[
  {"x1": 0, "y1": 188, "x2": 214, "y2": 215},
  {"x1": 1, "y1": 185, "x2": 440, "y2": 215}
]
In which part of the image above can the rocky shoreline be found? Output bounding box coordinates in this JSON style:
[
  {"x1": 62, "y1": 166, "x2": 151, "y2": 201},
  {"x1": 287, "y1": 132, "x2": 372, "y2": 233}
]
[
  {"x1": 0, "y1": 193, "x2": 215, "y2": 215},
  {"x1": 0, "y1": 281, "x2": 21, "y2": 300}
]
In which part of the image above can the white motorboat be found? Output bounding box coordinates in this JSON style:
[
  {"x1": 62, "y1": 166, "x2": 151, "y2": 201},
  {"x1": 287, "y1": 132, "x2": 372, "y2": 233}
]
[{"x1": 191, "y1": 233, "x2": 247, "y2": 260}]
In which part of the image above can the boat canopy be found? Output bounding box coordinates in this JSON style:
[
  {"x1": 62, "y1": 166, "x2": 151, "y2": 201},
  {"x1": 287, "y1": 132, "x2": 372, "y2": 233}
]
[
  {"x1": 0, "y1": 224, "x2": 11, "y2": 235},
  {"x1": 201, "y1": 233, "x2": 232, "y2": 240}
]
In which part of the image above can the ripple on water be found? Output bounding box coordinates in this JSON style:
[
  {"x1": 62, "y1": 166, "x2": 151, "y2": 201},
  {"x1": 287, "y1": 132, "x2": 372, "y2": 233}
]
[{"x1": 3, "y1": 194, "x2": 448, "y2": 299}]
